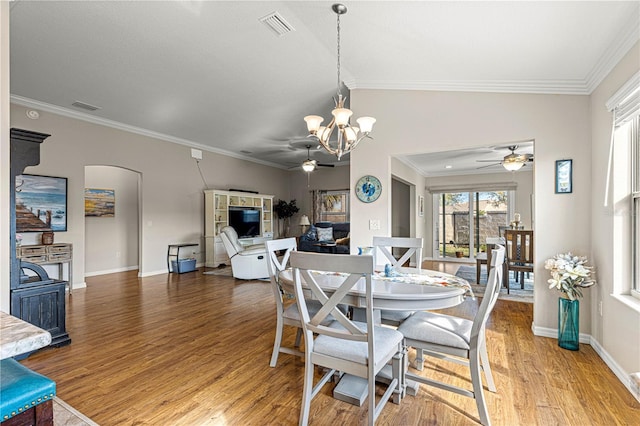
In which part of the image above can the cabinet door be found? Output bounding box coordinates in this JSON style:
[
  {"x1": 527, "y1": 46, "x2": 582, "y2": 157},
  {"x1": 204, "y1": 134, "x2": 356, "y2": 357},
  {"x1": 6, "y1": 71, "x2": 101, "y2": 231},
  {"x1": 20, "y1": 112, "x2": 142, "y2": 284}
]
[{"x1": 11, "y1": 282, "x2": 70, "y2": 346}]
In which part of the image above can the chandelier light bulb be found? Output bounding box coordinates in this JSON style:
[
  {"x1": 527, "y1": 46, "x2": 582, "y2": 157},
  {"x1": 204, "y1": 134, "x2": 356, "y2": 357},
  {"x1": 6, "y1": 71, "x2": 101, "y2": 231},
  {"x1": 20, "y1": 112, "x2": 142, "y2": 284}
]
[
  {"x1": 304, "y1": 115, "x2": 323, "y2": 133},
  {"x1": 356, "y1": 117, "x2": 376, "y2": 134}
]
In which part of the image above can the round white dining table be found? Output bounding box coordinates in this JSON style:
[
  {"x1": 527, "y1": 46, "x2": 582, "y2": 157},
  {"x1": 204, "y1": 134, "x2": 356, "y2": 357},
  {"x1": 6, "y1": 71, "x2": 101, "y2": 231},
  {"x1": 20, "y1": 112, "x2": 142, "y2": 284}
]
[{"x1": 277, "y1": 266, "x2": 472, "y2": 312}]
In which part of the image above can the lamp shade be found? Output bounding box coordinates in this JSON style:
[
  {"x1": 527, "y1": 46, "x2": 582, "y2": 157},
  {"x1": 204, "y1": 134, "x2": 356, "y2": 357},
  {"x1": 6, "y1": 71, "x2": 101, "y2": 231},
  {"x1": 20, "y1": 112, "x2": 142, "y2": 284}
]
[
  {"x1": 299, "y1": 215, "x2": 311, "y2": 226},
  {"x1": 502, "y1": 160, "x2": 524, "y2": 171},
  {"x1": 356, "y1": 116, "x2": 376, "y2": 133},
  {"x1": 304, "y1": 115, "x2": 323, "y2": 132},
  {"x1": 332, "y1": 108, "x2": 353, "y2": 126}
]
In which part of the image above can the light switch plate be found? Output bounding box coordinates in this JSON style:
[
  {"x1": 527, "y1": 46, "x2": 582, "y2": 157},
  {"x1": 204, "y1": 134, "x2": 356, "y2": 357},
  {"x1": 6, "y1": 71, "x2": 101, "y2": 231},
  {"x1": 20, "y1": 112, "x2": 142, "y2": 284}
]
[{"x1": 369, "y1": 219, "x2": 380, "y2": 230}]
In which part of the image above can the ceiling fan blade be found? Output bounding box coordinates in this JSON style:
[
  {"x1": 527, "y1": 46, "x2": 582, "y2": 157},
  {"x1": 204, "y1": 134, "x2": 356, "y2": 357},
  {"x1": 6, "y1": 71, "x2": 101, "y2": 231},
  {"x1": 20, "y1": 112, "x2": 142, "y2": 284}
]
[
  {"x1": 476, "y1": 159, "x2": 503, "y2": 162},
  {"x1": 476, "y1": 162, "x2": 501, "y2": 169},
  {"x1": 316, "y1": 163, "x2": 335, "y2": 168}
]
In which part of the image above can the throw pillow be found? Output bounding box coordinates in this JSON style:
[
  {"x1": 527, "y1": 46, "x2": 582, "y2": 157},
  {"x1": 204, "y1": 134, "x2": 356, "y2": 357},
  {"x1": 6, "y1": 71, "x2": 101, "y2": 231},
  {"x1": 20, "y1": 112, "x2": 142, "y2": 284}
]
[
  {"x1": 300, "y1": 225, "x2": 317, "y2": 242},
  {"x1": 336, "y1": 236, "x2": 350, "y2": 246},
  {"x1": 316, "y1": 227, "x2": 333, "y2": 242}
]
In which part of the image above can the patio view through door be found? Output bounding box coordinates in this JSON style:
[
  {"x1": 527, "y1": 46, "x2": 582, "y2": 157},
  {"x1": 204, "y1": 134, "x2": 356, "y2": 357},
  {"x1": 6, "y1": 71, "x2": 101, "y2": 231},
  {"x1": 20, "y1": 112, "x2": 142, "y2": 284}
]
[{"x1": 434, "y1": 191, "x2": 510, "y2": 260}]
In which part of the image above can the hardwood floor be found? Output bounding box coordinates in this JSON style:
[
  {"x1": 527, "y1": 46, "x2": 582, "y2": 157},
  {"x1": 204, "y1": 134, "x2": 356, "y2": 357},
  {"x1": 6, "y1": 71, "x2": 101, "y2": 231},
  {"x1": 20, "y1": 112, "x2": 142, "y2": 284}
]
[{"x1": 21, "y1": 270, "x2": 639, "y2": 425}]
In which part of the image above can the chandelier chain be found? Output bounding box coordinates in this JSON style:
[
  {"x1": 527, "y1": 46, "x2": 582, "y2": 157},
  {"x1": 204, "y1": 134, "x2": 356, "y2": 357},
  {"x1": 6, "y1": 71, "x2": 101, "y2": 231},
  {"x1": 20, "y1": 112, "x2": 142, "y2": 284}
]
[{"x1": 336, "y1": 13, "x2": 341, "y2": 97}]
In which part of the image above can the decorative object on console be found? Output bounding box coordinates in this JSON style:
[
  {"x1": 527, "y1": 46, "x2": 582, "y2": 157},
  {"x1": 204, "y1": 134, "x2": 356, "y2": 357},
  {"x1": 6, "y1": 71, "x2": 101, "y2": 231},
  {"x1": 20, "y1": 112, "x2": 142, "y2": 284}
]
[
  {"x1": 303, "y1": 4, "x2": 376, "y2": 161},
  {"x1": 355, "y1": 175, "x2": 382, "y2": 203},
  {"x1": 545, "y1": 252, "x2": 596, "y2": 350},
  {"x1": 41, "y1": 231, "x2": 54, "y2": 245}
]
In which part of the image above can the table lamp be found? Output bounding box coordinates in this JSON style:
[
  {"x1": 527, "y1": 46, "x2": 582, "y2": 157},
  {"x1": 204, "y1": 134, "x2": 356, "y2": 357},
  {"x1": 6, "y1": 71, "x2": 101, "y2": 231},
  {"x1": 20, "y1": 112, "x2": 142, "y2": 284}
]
[{"x1": 299, "y1": 215, "x2": 311, "y2": 234}]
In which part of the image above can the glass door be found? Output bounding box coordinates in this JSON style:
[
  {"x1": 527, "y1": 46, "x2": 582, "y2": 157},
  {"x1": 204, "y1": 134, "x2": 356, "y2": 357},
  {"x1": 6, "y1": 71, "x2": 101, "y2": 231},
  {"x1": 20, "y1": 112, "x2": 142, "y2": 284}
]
[{"x1": 435, "y1": 191, "x2": 509, "y2": 259}]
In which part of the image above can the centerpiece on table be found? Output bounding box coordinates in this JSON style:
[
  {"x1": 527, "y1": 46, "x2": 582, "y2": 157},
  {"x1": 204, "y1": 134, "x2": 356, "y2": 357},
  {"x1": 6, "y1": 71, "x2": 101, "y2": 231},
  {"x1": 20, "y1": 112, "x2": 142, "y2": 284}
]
[{"x1": 545, "y1": 253, "x2": 596, "y2": 351}]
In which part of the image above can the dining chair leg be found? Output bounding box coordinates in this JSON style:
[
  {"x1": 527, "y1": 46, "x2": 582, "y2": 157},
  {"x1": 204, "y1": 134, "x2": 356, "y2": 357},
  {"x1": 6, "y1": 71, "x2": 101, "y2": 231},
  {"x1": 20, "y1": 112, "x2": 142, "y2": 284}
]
[
  {"x1": 470, "y1": 347, "x2": 491, "y2": 426},
  {"x1": 270, "y1": 316, "x2": 285, "y2": 367},
  {"x1": 479, "y1": 339, "x2": 496, "y2": 392},
  {"x1": 294, "y1": 328, "x2": 303, "y2": 348},
  {"x1": 299, "y1": 355, "x2": 314, "y2": 426}
]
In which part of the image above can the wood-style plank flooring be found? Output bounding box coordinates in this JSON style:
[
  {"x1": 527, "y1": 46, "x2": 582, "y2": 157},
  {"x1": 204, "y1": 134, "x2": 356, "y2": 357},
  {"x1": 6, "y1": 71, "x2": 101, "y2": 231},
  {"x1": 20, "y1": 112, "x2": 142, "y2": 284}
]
[{"x1": 20, "y1": 268, "x2": 640, "y2": 425}]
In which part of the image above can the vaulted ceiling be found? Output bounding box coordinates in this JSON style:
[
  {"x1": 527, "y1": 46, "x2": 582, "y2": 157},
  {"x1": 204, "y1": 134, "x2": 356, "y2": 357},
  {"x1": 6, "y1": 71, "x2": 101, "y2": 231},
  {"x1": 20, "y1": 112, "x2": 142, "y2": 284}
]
[{"x1": 9, "y1": 1, "x2": 640, "y2": 172}]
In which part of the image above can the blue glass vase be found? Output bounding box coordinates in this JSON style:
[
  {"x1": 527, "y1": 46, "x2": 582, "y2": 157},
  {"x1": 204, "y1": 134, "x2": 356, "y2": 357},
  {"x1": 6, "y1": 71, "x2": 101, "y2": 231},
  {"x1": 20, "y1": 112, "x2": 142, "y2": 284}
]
[{"x1": 558, "y1": 297, "x2": 579, "y2": 351}]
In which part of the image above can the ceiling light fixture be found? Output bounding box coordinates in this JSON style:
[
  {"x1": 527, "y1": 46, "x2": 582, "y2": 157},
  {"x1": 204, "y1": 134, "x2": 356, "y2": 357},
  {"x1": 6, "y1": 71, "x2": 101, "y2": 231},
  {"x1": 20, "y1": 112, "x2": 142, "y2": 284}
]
[
  {"x1": 302, "y1": 145, "x2": 317, "y2": 172},
  {"x1": 303, "y1": 3, "x2": 375, "y2": 161},
  {"x1": 502, "y1": 158, "x2": 525, "y2": 171}
]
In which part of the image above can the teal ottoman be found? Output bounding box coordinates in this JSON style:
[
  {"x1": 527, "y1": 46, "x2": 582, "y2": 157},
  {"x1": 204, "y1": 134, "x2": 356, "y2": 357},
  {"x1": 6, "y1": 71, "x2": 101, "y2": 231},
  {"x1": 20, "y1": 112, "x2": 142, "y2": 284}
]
[{"x1": 0, "y1": 358, "x2": 56, "y2": 424}]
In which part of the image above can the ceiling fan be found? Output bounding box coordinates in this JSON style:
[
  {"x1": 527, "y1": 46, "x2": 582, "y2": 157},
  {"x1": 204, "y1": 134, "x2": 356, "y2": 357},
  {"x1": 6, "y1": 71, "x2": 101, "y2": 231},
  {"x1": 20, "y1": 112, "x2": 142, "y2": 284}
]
[
  {"x1": 476, "y1": 145, "x2": 534, "y2": 171},
  {"x1": 301, "y1": 145, "x2": 335, "y2": 172}
]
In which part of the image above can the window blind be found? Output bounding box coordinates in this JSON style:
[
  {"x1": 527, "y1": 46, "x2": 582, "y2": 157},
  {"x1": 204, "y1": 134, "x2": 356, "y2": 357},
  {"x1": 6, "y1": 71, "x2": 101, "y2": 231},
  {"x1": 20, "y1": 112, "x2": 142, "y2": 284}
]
[{"x1": 426, "y1": 182, "x2": 517, "y2": 194}]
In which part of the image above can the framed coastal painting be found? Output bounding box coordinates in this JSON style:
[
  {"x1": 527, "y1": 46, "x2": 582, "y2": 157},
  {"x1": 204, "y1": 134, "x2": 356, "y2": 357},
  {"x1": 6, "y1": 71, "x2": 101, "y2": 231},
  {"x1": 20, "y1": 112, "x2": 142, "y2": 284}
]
[
  {"x1": 85, "y1": 188, "x2": 115, "y2": 217},
  {"x1": 555, "y1": 159, "x2": 573, "y2": 194},
  {"x1": 15, "y1": 174, "x2": 68, "y2": 232}
]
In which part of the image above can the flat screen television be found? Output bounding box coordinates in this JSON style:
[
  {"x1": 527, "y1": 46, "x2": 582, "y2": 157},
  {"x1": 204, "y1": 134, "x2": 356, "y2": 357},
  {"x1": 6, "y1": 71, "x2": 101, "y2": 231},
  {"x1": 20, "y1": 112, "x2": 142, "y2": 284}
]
[{"x1": 228, "y1": 207, "x2": 261, "y2": 238}]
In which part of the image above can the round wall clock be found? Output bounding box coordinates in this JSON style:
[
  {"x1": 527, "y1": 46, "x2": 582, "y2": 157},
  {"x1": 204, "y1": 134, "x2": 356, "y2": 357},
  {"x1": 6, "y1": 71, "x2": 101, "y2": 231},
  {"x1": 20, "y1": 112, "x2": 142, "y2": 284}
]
[{"x1": 355, "y1": 175, "x2": 382, "y2": 203}]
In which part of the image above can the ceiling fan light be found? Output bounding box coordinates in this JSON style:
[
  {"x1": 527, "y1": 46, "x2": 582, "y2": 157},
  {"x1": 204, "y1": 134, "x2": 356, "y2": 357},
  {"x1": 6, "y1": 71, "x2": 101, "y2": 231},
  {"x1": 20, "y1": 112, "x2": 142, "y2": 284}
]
[
  {"x1": 304, "y1": 115, "x2": 323, "y2": 133},
  {"x1": 502, "y1": 160, "x2": 524, "y2": 171},
  {"x1": 356, "y1": 116, "x2": 376, "y2": 133},
  {"x1": 332, "y1": 107, "x2": 352, "y2": 127},
  {"x1": 302, "y1": 159, "x2": 316, "y2": 172}
]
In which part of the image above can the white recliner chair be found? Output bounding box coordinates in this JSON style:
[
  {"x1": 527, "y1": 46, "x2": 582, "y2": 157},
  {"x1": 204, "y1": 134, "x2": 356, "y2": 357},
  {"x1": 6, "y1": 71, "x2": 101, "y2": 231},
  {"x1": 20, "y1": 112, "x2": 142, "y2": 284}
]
[{"x1": 219, "y1": 226, "x2": 269, "y2": 280}]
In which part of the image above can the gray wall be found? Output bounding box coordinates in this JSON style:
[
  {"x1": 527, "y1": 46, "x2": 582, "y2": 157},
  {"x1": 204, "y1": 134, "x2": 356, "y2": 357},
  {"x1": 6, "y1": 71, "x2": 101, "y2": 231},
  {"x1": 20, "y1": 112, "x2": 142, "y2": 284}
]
[{"x1": 9, "y1": 103, "x2": 292, "y2": 287}]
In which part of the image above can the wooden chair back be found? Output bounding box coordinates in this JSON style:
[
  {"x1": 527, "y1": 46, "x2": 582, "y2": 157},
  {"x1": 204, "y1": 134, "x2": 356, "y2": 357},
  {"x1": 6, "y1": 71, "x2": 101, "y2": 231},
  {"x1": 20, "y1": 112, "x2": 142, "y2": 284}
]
[
  {"x1": 372, "y1": 236, "x2": 423, "y2": 271},
  {"x1": 504, "y1": 230, "x2": 534, "y2": 265}
]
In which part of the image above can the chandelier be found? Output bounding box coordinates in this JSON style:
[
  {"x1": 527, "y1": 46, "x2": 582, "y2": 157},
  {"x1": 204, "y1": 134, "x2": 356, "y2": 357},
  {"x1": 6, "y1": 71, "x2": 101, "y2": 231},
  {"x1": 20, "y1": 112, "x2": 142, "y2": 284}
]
[{"x1": 304, "y1": 3, "x2": 375, "y2": 161}]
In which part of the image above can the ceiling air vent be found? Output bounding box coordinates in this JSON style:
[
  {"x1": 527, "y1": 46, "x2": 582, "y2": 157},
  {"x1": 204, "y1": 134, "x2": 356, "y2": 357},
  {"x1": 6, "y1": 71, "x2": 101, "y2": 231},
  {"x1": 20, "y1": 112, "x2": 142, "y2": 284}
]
[
  {"x1": 259, "y1": 11, "x2": 295, "y2": 36},
  {"x1": 71, "y1": 101, "x2": 101, "y2": 111}
]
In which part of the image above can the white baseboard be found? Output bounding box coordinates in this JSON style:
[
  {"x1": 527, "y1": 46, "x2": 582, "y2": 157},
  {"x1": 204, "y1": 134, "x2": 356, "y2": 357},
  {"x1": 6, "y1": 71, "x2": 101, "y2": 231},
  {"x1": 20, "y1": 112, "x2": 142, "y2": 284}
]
[
  {"x1": 85, "y1": 265, "x2": 138, "y2": 277},
  {"x1": 532, "y1": 322, "x2": 639, "y2": 402}
]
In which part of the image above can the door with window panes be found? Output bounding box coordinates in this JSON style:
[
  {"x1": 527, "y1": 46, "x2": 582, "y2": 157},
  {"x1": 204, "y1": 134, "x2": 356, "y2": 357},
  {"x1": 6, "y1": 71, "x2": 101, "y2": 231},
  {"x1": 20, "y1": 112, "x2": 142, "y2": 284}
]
[{"x1": 434, "y1": 191, "x2": 510, "y2": 259}]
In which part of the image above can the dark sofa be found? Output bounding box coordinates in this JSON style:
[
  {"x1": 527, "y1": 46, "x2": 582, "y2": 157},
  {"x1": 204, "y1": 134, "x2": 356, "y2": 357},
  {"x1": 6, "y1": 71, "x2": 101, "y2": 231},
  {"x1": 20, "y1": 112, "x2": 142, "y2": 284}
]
[{"x1": 298, "y1": 222, "x2": 350, "y2": 254}]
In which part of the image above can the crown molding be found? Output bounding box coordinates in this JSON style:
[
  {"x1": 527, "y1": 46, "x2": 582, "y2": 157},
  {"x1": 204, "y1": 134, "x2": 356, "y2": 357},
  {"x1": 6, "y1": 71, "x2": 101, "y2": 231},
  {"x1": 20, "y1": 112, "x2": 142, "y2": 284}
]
[
  {"x1": 346, "y1": 78, "x2": 591, "y2": 95},
  {"x1": 10, "y1": 95, "x2": 289, "y2": 170},
  {"x1": 585, "y1": 9, "x2": 640, "y2": 93}
]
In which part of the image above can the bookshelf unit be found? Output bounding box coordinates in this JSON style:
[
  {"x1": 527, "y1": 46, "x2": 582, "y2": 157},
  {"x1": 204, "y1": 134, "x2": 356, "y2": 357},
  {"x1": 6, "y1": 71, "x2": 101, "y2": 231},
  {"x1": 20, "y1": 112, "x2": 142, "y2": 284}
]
[{"x1": 204, "y1": 190, "x2": 273, "y2": 267}]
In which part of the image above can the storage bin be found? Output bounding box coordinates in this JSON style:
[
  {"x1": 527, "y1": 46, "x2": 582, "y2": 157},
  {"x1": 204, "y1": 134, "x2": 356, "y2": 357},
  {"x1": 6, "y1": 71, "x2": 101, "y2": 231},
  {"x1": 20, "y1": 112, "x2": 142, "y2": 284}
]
[{"x1": 171, "y1": 258, "x2": 196, "y2": 273}]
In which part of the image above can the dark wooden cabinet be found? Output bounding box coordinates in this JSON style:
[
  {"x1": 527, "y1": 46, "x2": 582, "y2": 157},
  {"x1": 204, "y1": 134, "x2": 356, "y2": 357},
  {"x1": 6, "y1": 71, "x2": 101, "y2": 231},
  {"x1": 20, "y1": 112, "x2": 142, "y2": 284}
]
[{"x1": 9, "y1": 128, "x2": 71, "y2": 348}]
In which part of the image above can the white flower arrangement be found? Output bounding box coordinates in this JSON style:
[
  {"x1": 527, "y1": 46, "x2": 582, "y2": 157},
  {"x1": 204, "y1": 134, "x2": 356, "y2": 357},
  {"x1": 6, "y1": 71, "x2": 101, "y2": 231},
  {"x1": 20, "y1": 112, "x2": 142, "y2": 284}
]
[{"x1": 544, "y1": 253, "x2": 596, "y2": 300}]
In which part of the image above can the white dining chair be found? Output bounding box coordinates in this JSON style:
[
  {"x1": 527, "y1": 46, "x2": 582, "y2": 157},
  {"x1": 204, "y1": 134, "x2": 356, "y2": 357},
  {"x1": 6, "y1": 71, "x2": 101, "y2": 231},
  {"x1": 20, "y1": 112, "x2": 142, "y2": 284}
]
[
  {"x1": 372, "y1": 236, "x2": 424, "y2": 327},
  {"x1": 398, "y1": 245, "x2": 505, "y2": 426},
  {"x1": 265, "y1": 238, "x2": 345, "y2": 367},
  {"x1": 290, "y1": 252, "x2": 404, "y2": 426}
]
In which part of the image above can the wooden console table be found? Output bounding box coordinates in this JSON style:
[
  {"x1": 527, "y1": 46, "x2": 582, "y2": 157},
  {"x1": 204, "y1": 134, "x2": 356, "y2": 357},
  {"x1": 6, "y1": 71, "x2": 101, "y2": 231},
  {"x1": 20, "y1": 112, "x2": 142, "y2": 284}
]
[{"x1": 17, "y1": 243, "x2": 73, "y2": 293}]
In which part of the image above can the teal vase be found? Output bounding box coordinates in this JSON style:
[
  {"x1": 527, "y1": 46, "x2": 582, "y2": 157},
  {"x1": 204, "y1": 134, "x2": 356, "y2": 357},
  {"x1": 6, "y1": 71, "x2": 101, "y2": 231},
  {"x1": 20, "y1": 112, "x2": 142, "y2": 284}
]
[{"x1": 558, "y1": 298, "x2": 579, "y2": 351}]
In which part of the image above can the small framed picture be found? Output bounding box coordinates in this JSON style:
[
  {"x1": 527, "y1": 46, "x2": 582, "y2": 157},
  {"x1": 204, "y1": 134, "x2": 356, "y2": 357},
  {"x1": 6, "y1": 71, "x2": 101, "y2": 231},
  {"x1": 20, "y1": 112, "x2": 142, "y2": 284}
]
[
  {"x1": 418, "y1": 195, "x2": 424, "y2": 217},
  {"x1": 555, "y1": 159, "x2": 572, "y2": 194}
]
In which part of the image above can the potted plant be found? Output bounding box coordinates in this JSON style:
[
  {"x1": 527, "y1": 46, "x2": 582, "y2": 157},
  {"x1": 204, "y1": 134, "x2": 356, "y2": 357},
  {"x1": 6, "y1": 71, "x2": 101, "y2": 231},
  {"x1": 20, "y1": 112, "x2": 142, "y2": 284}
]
[
  {"x1": 273, "y1": 199, "x2": 299, "y2": 237},
  {"x1": 545, "y1": 253, "x2": 596, "y2": 350},
  {"x1": 449, "y1": 240, "x2": 464, "y2": 258}
]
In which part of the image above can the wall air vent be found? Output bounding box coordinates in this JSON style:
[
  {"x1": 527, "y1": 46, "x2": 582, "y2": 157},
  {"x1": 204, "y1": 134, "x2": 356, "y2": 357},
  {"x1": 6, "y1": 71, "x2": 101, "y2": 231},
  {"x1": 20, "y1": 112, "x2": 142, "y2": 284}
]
[
  {"x1": 71, "y1": 101, "x2": 101, "y2": 111},
  {"x1": 259, "y1": 12, "x2": 295, "y2": 36}
]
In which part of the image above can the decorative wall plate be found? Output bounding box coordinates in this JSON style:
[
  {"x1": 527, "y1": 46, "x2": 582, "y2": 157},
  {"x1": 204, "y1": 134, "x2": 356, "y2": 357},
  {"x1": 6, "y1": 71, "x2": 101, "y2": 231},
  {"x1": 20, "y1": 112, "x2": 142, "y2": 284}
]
[{"x1": 355, "y1": 175, "x2": 382, "y2": 203}]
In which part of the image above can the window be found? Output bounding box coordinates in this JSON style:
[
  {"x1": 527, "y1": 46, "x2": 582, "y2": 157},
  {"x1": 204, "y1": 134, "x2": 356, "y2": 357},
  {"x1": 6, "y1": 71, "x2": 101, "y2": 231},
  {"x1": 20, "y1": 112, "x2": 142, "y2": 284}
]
[
  {"x1": 433, "y1": 190, "x2": 512, "y2": 259},
  {"x1": 607, "y1": 71, "x2": 640, "y2": 299}
]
